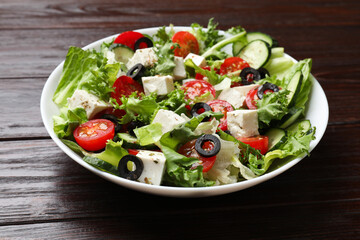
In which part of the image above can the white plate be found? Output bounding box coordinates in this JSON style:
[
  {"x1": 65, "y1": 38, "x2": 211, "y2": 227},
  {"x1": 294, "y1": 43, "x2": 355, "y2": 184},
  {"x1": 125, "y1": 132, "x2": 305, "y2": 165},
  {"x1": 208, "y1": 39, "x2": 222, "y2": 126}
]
[{"x1": 40, "y1": 27, "x2": 329, "y2": 197}]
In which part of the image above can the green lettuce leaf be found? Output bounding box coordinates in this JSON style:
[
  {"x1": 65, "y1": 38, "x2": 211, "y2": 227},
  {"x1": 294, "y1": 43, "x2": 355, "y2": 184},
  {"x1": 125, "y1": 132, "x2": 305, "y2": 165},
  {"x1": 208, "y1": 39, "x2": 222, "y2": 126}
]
[
  {"x1": 159, "y1": 112, "x2": 223, "y2": 187},
  {"x1": 190, "y1": 18, "x2": 225, "y2": 54},
  {"x1": 256, "y1": 89, "x2": 290, "y2": 128},
  {"x1": 62, "y1": 139, "x2": 128, "y2": 171},
  {"x1": 112, "y1": 89, "x2": 188, "y2": 125},
  {"x1": 53, "y1": 107, "x2": 88, "y2": 139},
  {"x1": 52, "y1": 46, "x2": 120, "y2": 107}
]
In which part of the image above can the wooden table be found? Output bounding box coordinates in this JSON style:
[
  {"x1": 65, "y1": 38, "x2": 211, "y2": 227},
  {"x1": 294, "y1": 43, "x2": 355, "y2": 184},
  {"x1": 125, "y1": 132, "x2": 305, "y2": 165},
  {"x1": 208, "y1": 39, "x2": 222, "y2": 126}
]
[{"x1": 1, "y1": 0, "x2": 359, "y2": 239}]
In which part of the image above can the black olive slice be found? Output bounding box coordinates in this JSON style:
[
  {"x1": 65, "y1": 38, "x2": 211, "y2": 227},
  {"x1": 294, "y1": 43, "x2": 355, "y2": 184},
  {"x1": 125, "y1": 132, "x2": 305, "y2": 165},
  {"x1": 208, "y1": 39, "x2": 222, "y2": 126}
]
[
  {"x1": 134, "y1": 37, "x2": 153, "y2": 51},
  {"x1": 127, "y1": 120, "x2": 145, "y2": 136},
  {"x1": 258, "y1": 67, "x2": 270, "y2": 79},
  {"x1": 118, "y1": 155, "x2": 144, "y2": 180},
  {"x1": 240, "y1": 67, "x2": 261, "y2": 85},
  {"x1": 126, "y1": 63, "x2": 146, "y2": 81},
  {"x1": 100, "y1": 114, "x2": 122, "y2": 133},
  {"x1": 195, "y1": 134, "x2": 221, "y2": 157},
  {"x1": 257, "y1": 82, "x2": 280, "y2": 99},
  {"x1": 191, "y1": 102, "x2": 212, "y2": 122}
]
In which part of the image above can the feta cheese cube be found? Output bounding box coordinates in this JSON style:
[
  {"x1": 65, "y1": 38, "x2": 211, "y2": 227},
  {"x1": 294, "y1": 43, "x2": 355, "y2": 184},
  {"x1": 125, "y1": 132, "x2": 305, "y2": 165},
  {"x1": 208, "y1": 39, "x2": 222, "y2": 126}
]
[
  {"x1": 126, "y1": 47, "x2": 158, "y2": 69},
  {"x1": 136, "y1": 150, "x2": 166, "y2": 185},
  {"x1": 173, "y1": 56, "x2": 187, "y2": 80},
  {"x1": 142, "y1": 75, "x2": 174, "y2": 96},
  {"x1": 184, "y1": 53, "x2": 206, "y2": 67},
  {"x1": 152, "y1": 109, "x2": 187, "y2": 134},
  {"x1": 67, "y1": 90, "x2": 111, "y2": 119},
  {"x1": 227, "y1": 109, "x2": 259, "y2": 138},
  {"x1": 213, "y1": 77, "x2": 232, "y2": 91},
  {"x1": 217, "y1": 84, "x2": 259, "y2": 109}
]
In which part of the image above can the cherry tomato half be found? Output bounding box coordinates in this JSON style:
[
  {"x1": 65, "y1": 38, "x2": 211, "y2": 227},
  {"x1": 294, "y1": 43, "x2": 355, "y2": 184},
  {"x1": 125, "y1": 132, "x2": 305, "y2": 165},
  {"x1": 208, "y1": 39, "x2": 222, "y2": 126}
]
[
  {"x1": 245, "y1": 86, "x2": 259, "y2": 110},
  {"x1": 181, "y1": 80, "x2": 216, "y2": 101},
  {"x1": 237, "y1": 135, "x2": 269, "y2": 155},
  {"x1": 111, "y1": 75, "x2": 144, "y2": 105},
  {"x1": 177, "y1": 139, "x2": 217, "y2": 172},
  {"x1": 74, "y1": 119, "x2": 115, "y2": 151},
  {"x1": 113, "y1": 31, "x2": 145, "y2": 50},
  {"x1": 172, "y1": 31, "x2": 200, "y2": 58},
  {"x1": 207, "y1": 99, "x2": 234, "y2": 131},
  {"x1": 219, "y1": 57, "x2": 250, "y2": 75}
]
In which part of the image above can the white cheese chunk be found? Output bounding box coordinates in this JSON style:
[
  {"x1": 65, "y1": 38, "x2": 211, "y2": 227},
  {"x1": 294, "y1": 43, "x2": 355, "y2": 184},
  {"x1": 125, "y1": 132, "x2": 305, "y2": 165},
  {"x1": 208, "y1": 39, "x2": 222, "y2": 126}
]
[
  {"x1": 217, "y1": 84, "x2": 259, "y2": 109},
  {"x1": 136, "y1": 150, "x2": 166, "y2": 185},
  {"x1": 184, "y1": 53, "x2": 206, "y2": 67},
  {"x1": 227, "y1": 109, "x2": 259, "y2": 138},
  {"x1": 152, "y1": 109, "x2": 187, "y2": 134},
  {"x1": 67, "y1": 90, "x2": 111, "y2": 119},
  {"x1": 213, "y1": 77, "x2": 232, "y2": 92},
  {"x1": 173, "y1": 56, "x2": 187, "y2": 80},
  {"x1": 105, "y1": 49, "x2": 117, "y2": 65},
  {"x1": 142, "y1": 75, "x2": 174, "y2": 96},
  {"x1": 126, "y1": 47, "x2": 158, "y2": 69}
]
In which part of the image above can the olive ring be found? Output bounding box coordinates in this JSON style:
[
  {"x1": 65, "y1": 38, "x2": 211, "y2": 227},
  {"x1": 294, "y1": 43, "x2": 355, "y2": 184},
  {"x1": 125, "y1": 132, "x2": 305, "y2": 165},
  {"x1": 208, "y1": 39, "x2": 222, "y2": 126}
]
[
  {"x1": 240, "y1": 67, "x2": 261, "y2": 85},
  {"x1": 195, "y1": 134, "x2": 221, "y2": 158},
  {"x1": 257, "y1": 82, "x2": 280, "y2": 99},
  {"x1": 126, "y1": 63, "x2": 146, "y2": 81},
  {"x1": 118, "y1": 155, "x2": 144, "y2": 180},
  {"x1": 191, "y1": 102, "x2": 212, "y2": 122},
  {"x1": 134, "y1": 37, "x2": 153, "y2": 51}
]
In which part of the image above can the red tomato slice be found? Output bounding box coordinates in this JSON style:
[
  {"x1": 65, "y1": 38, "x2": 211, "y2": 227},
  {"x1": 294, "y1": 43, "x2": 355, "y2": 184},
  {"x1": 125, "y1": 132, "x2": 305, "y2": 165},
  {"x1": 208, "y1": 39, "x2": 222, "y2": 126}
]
[
  {"x1": 177, "y1": 139, "x2": 217, "y2": 172},
  {"x1": 219, "y1": 57, "x2": 250, "y2": 75},
  {"x1": 207, "y1": 99, "x2": 234, "y2": 131},
  {"x1": 245, "y1": 86, "x2": 259, "y2": 110},
  {"x1": 237, "y1": 135, "x2": 269, "y2": 155},
  {"x1": 172, "y1": 31, "x2": 200, "y2": 58},
  {"x1": 113, "y1": 31, "x2": 145, "y2": 50},
  {"x1": 74, "y1": 119, "x2": 115, "y2": 151},
  {"x1": 128, "y1": 149, "x2": 140, "y2": 155},
  {"x1": 111, "y1": 76, "x2": 144, "y2": 105},
  {"x1": 181, "y1": 80, "x2": 216, "y2": 101}
]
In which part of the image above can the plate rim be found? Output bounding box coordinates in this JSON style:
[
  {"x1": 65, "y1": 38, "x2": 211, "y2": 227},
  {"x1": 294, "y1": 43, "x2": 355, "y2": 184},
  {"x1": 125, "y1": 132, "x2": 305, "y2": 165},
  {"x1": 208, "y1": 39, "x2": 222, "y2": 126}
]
[{"x1": 40, "y1": 26, "x2": 329, "y2": 197}]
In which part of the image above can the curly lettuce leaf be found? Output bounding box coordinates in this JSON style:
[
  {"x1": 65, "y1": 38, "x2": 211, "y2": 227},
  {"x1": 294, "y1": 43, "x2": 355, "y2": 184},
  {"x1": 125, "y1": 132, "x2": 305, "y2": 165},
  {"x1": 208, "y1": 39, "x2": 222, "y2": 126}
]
[
  {"x1": 53, "y1": 46, "x2": 120, "y2": 107},
  {"x1": 256, "y1": 89, "x2": 290, "y2": 128},
  {"x1": 62, "y1": 139, "x2": 128, "y2": 172},
  {"x1": 190, "y1": 18, "x2": 225, "y2": 54},
  {"x1": 112, "y1": 89, "x2": 188, "y2": 125},
  {"x1": 159, "y1": 112, "x2": 223, "y2": 187},
  {"x1": 53, "y1": 107, "x2": 88, "y2": 139}
]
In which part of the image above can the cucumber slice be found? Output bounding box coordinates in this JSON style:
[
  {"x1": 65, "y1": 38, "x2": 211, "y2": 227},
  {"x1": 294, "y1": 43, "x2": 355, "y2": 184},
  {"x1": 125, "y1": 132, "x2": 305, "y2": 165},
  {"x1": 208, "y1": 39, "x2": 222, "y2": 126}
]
[
  {"x1": 286, "y1": 70, "x2": 303, "y2": 107},
  {"x1": 247, "y1": 32, "x2": 275, "y2": 47},
  {"x1": 264, "y1": 56, "x2": 294, "y2": 76},
  {"x1": 238, "y1": 40, "x2": 271, "y2": 69},
  {"x1": 265, "y1": 128, "x2": 287, "y2": 151},
  {"x1": 279, "y1": 107, "x2": 304, "y2": 129},
  {"x1": 270, "y1": 47, "x2": 284, "y2": 58},
  {"x1": 232, "y1": 41, "x2": 247, "y2": 56},
  {"x1": 232, "y1": 32, "x2": 277, "y2": 56},
  {"x1": 109, "y1": 43, "x2": 134, "y2": 64}
]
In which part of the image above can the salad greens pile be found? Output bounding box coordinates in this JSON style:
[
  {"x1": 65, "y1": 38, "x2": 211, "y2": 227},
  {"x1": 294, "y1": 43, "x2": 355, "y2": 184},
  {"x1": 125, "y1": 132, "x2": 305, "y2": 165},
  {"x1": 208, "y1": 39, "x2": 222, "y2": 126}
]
[{"x1": 52, "y1": 19, "x2": 315, "y2": 187}]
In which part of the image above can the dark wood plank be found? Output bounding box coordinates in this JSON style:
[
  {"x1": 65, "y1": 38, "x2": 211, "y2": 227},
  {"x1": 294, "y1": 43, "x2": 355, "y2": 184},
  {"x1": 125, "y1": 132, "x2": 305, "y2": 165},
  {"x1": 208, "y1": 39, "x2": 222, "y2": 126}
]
[
  {"x1": 0, "y1": 0, "x2": 359, "y2": 30},
  {"x1": 0, "y1": 124, "x2": 359, "y2": 239}
]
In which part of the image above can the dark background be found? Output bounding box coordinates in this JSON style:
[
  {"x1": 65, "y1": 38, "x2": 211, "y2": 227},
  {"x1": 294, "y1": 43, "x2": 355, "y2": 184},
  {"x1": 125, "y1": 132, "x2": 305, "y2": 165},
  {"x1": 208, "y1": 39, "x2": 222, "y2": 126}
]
[{"x1": 0, "y1": 0, "x2": 359, "y2": 239}]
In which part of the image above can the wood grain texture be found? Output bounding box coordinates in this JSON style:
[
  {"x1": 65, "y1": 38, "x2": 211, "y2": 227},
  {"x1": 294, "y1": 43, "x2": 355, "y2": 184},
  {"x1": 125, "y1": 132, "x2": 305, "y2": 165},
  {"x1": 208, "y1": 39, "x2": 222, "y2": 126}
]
[
  {"x1": 0, "y1": 0, "x2": 359, "y2": 239},
  {"x1": 0, "y1": 124, "x2": 359, "y2": 239}
]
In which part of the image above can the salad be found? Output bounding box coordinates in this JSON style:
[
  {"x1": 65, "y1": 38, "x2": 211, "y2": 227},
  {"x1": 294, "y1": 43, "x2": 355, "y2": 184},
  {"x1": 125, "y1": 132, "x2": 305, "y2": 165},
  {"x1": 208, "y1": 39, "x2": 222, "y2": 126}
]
[{"x1": 52, "y1": 19, "x2": 315, "y2": 187}]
